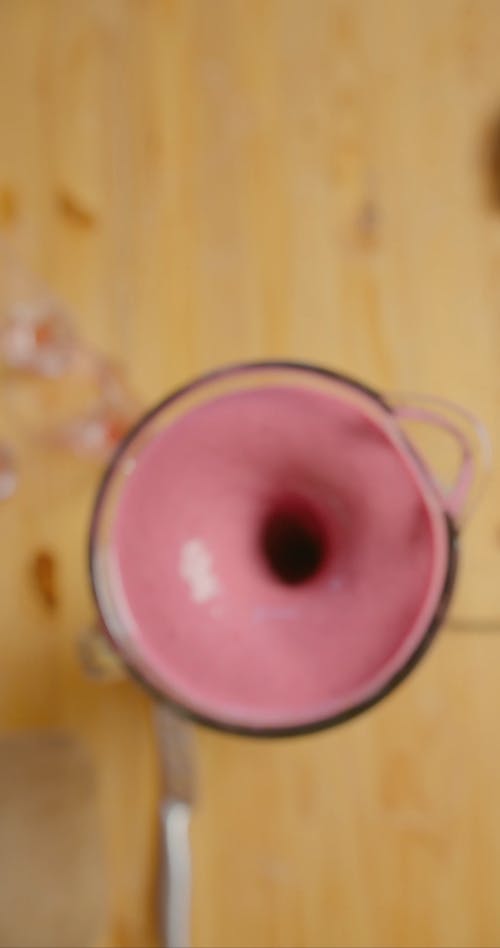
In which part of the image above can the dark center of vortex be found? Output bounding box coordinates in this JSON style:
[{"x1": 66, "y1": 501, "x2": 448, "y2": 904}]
[{"x1": 260, "y1": 503, "x2": 326, "y2": 585}]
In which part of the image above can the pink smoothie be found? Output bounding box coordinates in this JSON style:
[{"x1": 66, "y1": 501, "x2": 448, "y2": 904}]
[{"x1": 106, "y1": 383, "x2": 450, "y2": 730}]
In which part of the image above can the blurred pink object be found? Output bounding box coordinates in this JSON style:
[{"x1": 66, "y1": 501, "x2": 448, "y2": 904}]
[
  {"x1": 50, "y1": 359, "x2": 140, "y2": 458},
  {"x1": 0, "y1": 300, "x2": 76, "y2": 377},
  {"x1": 0, "y1": 237, "x2": 76, "y2": 377},
  {"x1": 0, "y1": 239, "x2": 140, "y2": 491}
]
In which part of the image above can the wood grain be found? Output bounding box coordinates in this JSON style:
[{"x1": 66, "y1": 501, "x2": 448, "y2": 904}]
[{"x1": 1, "y1": 1, "x2": 500, "y2": 945}]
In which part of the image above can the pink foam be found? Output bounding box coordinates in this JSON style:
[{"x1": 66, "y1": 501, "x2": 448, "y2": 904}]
[{"x1": 109, "y1": 384, "x2": 449, "y2": 729}]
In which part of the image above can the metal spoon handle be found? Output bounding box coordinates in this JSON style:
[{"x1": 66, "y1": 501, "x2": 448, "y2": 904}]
[
  {"x1": 159, "y1": 799, "x2": 192, "y2": 948},
  {"x1": 154, "y1": 705, "x2": 196, "y2": 948}
]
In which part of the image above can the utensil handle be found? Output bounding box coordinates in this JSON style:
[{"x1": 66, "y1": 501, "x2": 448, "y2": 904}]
[
  {"x1": 392, "y1": 394, "x2": 491, "y2": 523},
  {"x1": 159, "y1": 799, "x2": 192, "y2": 948}
]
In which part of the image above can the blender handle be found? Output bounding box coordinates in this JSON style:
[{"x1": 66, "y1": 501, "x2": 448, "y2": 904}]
[{"x1": 391, "y1": 394, "x2": 491, "y2": 524}]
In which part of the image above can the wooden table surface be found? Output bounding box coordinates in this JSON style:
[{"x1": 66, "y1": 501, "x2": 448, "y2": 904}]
[{"x1": 2, "y1": 1, "x2": 500, "y2": 946}]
